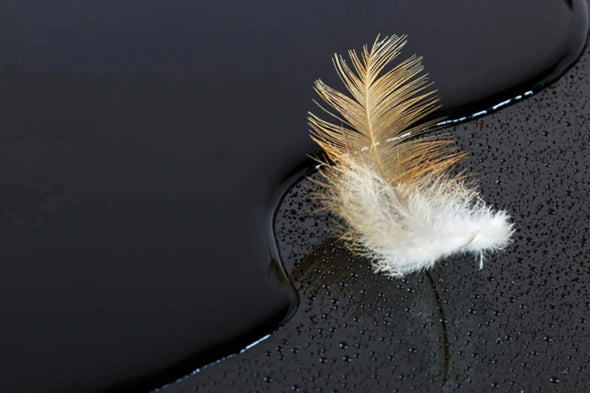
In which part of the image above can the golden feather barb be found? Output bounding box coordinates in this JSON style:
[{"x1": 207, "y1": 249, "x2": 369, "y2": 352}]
[{"x1": 308, "y1": 35, "x2": 465, "y2": 185}]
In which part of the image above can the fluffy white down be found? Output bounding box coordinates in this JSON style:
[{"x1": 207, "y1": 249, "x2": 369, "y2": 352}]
[{"x1": 333, "y1": 165, "x2": 514, "y2": 277}]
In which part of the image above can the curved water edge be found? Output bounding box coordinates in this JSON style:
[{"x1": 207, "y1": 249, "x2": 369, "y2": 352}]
[
  {"x1": 156, "y1": 0, "x2": 590, "y2": 387},
  {"x1": 185, "y1": 0, "x2": 590, "y2": 381}
]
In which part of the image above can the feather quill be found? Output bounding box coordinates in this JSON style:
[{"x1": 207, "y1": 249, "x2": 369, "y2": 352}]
[{"x1": 308, "y1": 35, "x2": 513, "y2": 277}]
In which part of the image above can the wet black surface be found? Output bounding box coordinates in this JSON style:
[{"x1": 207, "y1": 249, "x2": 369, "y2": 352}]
[
  {"x1": 161, "y1": 13, "x2": 590, "y2": 393},
  {"x1": 0, "y1": 0, "x2": 588, "y2": 392}
]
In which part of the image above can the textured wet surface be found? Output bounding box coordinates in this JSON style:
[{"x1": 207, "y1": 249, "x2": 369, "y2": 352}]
[{"x1": 161, "y1": 24, "x2": 590, "y2": 393}]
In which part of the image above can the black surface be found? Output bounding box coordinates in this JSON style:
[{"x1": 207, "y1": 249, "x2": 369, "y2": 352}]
[
  {"x1": 0, "y1": 0, "x2": 588, "y2": 392},
  {"x1": 162, "y1": 20, "x2": 590, "y2": 393}
]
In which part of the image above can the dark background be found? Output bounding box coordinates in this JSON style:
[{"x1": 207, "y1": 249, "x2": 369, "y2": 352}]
[
  {"x1": 164, "y1": 24, "x2": 590, "y2": 393},
  {"x1": 0, "y1": 1, "x2": 588, "y2": 392}
]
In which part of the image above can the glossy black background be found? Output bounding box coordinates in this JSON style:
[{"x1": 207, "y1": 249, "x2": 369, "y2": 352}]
[
  {"x1": 165, "y1": 13, "x2": 590, "y2": 393},
  {"x1": 0, "y1": 0, "x2": 587, "y2": 392}
]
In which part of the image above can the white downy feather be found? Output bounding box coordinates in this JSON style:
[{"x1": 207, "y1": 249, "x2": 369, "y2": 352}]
[
  {"x1": 330, "y1": 164, "x2": 514, "y2": 276},
  {"x1": 308, "y1": 35, "x2": 514, "y2": 277}
]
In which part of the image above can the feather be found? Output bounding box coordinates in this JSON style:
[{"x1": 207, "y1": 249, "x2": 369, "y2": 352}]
[{"x1": 308, "y1": 35, "x2": 514, "y2": 277}]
